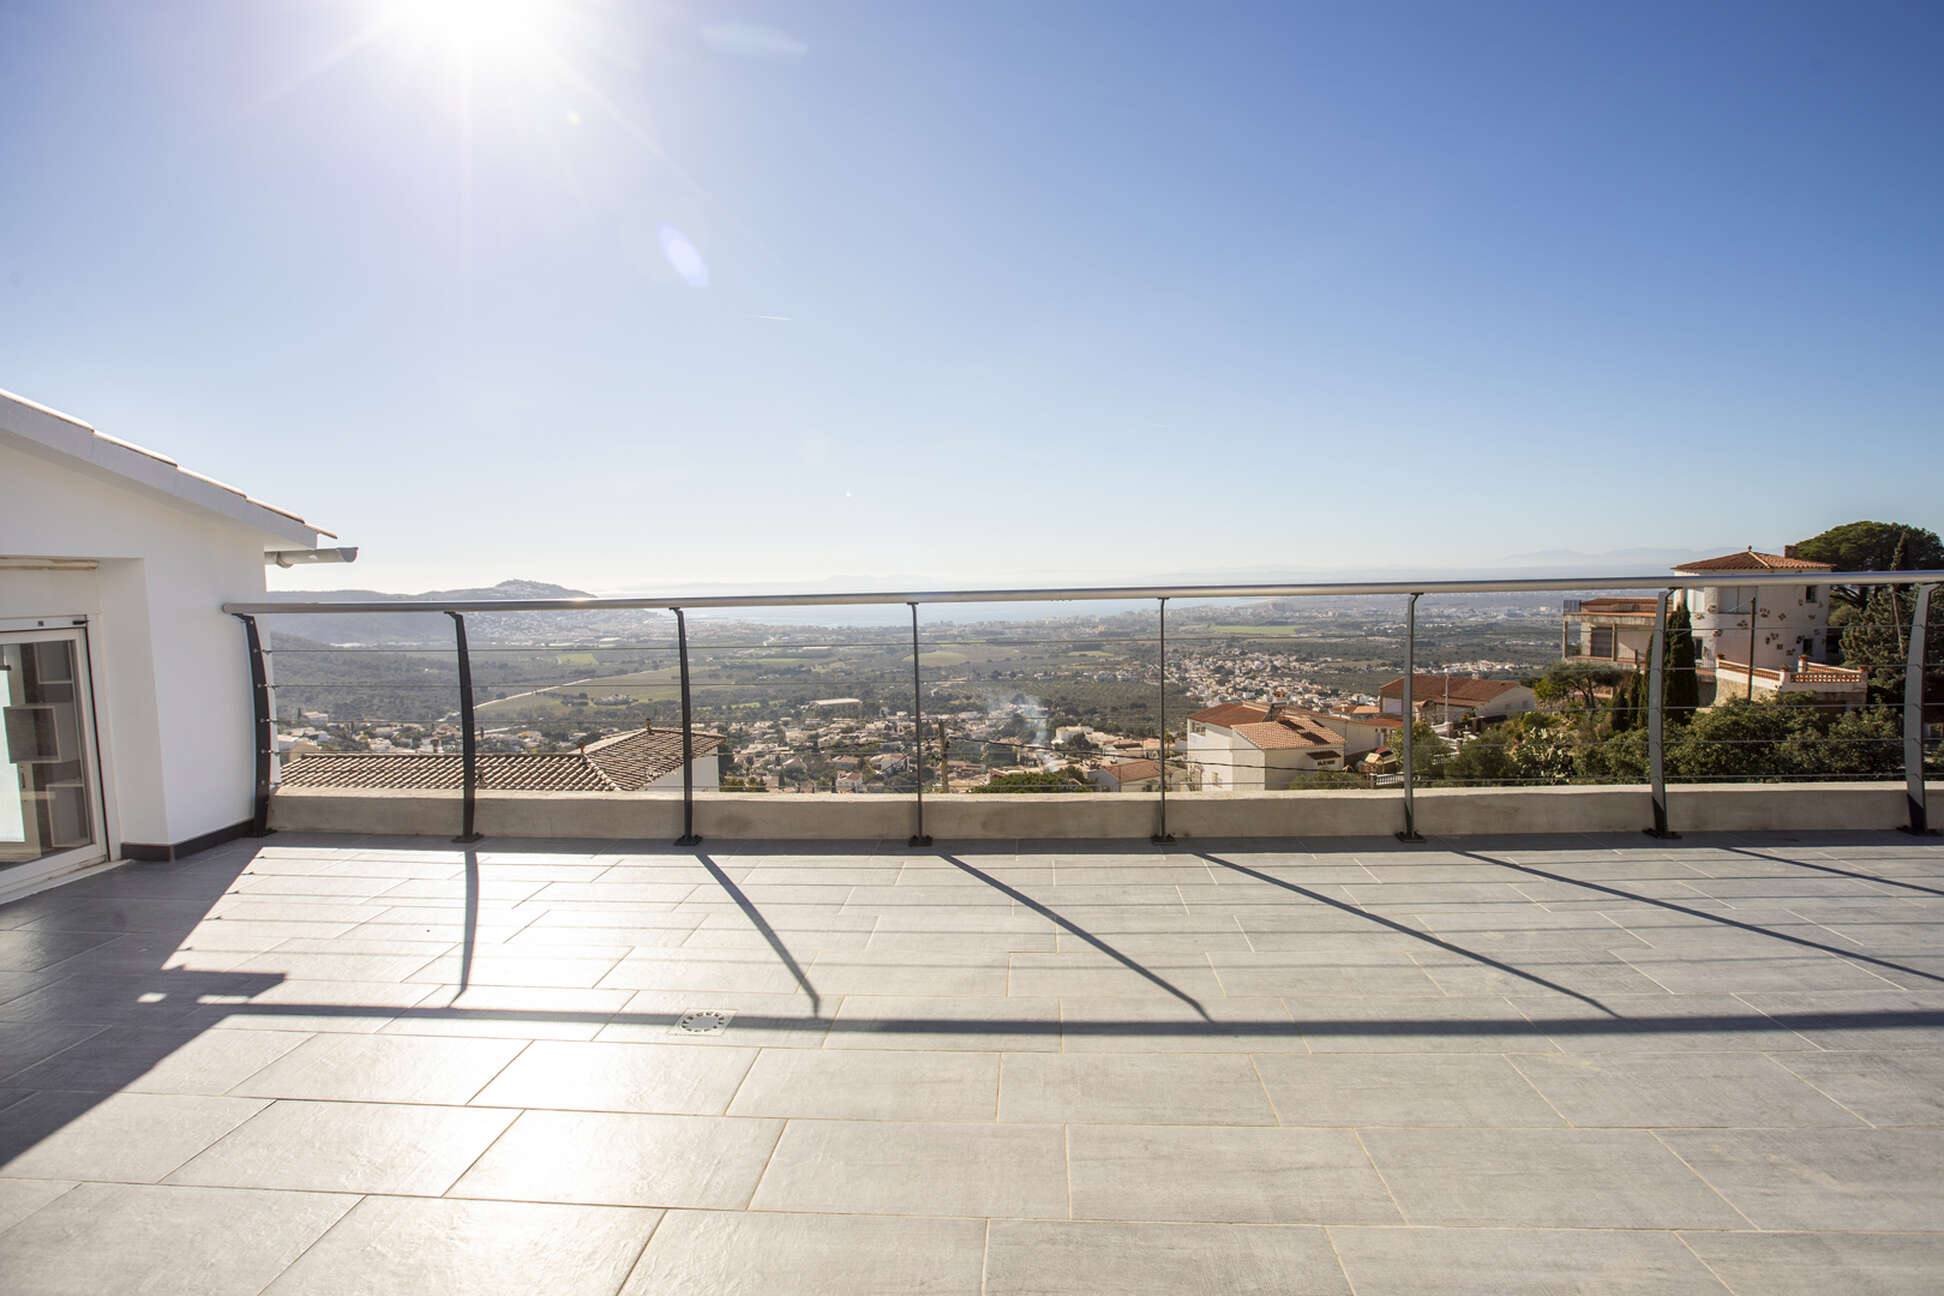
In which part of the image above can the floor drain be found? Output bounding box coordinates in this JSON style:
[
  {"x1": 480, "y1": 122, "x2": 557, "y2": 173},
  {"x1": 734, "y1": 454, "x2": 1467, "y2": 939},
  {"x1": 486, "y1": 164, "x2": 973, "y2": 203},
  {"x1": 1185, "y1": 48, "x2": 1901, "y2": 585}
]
[{"x1": 675, "y1": 1009, "x2": 733, "y2": 1035}]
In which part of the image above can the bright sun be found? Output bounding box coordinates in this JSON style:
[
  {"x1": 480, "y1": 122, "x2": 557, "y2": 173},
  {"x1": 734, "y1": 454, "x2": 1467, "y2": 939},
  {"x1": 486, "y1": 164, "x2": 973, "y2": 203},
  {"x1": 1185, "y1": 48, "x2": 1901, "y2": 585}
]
[{"x1": 394, "y1": 0, "x2": 559, "y2": 60}]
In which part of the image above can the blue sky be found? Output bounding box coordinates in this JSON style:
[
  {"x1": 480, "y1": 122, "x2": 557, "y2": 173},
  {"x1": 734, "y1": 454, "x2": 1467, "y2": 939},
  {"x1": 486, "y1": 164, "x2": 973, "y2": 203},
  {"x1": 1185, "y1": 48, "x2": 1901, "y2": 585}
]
[{"x1": 3, "y1": 0, "x2": 1939, "y2": 594}]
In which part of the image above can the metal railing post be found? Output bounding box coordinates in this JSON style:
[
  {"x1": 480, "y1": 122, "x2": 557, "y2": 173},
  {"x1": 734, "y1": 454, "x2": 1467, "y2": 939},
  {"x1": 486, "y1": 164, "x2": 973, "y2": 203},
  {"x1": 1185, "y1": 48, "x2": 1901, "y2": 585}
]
[
  {"x1": 674, "y1": 608, "x2": 701, "y2": 846},
  {"x1": 446, "y1": 611, "x2": 482, "y2": 843},
  {"x1": 1902, "y1": 583, "x2": 1936, "y2": 836},
  {"x1": 909, "y1": 602, "x2": 931, "y2": 847},
  {"x1": 234, "y1": 614, "x2": 273, "y2": 837},
  {"x1": 1397, "y1": 593, "x2": 1423, "y2": 841},
  {"x1": 1153, "y1": 597, "x2": 1173, "y2": 844},
  {"x1": 1645, "y1": 589, "x2": 1678, "y2": 838}
]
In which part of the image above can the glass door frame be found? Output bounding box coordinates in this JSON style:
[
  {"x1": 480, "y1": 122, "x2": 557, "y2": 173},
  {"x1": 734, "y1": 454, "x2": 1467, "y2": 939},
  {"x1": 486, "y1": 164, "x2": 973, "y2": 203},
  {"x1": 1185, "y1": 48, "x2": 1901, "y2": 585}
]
[{"x1": 0, "y1": 623, "x2": 110, "y2": 877}]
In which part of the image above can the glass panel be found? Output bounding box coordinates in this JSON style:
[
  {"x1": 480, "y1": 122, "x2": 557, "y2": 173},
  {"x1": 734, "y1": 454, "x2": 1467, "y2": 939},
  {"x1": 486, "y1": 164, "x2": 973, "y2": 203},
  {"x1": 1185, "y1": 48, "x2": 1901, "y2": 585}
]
[{"x1": 1, "y1": 638, "x2": 96, "y2": 865}]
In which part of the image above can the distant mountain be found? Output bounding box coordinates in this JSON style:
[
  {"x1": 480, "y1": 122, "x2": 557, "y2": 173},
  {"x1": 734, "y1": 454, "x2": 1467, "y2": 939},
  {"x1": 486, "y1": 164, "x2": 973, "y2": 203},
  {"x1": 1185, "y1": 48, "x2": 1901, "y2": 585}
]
[
  {"x1": 1493, "y1": 547, "x2": 1723, "y2": 572},
  {"x1": 274, "y1": 579, "x2": 595, "y2": 604},
  {"x1": 259, "y1": 579, "x2": 621, "y2": 645}
]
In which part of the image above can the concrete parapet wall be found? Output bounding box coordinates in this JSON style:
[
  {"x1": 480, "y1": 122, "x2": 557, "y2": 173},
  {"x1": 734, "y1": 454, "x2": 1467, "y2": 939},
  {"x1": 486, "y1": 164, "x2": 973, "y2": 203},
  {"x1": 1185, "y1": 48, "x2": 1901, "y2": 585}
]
[{"x1": 267, "y1": 782, "x2": 1936, "y2": 842}]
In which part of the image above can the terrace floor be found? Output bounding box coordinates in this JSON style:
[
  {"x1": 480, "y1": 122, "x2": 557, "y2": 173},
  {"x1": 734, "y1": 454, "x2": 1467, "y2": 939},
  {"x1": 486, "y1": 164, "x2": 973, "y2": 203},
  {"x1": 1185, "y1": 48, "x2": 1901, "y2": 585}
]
[{"x1": 2, "y1": 830, "x2": 1942, "y2": 1294}]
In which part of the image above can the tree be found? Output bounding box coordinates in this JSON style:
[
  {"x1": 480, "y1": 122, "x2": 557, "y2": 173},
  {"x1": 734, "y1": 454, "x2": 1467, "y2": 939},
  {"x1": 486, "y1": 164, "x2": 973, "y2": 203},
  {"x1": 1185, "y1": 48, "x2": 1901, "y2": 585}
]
[
  {"x1": 1796, "y1": 521, "x2": 1944, "y2": 610},
  {"x1": 1403, "y1": 721, "x2": 1451, "y2": 779},
  {"x1": 1663, "y1": 604, "x2": 1700, "y2": 723},
  {"x1": 1445, "y1": 735, "x2": 1515, "y2": 783},
  {"x1": 1667, "y1": 699, "x2": 1806, "y2": 780},
  {"x1": 1534, "y1": 660, "x2": 1629, "y2": 711},
  {"x1": 1840, "y1": 584, "x2": 1944, "y2": 706},
  {"x1": 1609, "y1": 670, "x2": 1641, "y2": 734},
  {"x1": 971, "y1": 770, "x2": 1094, "y2": 793},
  {"x1": 1777, "y1": 706, "x2": 1903, "y2": 778}
]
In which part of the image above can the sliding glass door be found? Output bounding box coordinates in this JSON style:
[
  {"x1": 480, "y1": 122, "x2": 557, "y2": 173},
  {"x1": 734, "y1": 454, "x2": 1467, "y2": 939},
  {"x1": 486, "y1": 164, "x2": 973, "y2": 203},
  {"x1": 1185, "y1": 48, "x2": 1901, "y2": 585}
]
[{"x1": 1, "y1": 628, "x2": 104, "y2": 873}]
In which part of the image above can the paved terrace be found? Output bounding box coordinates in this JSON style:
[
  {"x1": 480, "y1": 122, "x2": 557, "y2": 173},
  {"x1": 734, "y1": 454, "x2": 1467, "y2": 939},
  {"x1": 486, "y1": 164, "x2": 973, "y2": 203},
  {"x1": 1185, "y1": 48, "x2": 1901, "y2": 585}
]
[{"x1": 2, "y1": 831, "x2": 1942, "y2": 1294}]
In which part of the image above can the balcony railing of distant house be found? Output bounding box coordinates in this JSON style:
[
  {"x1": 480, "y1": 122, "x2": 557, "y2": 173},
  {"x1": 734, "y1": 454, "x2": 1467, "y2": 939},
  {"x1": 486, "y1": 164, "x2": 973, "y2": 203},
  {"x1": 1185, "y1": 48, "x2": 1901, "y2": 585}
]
[{"x1": 225, "y1": 570, "x2": 1944, "y2": 845}]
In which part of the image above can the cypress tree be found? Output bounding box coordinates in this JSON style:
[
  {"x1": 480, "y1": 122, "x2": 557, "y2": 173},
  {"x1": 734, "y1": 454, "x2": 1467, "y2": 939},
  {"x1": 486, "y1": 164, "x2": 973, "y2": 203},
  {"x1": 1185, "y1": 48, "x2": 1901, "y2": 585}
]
[
  {"x1": 1610, "y1": 671, "x2": 1637, "y2": 733},
  {"x1": 1664, "y1": 604, "x2": 1700, "y2": 725}
]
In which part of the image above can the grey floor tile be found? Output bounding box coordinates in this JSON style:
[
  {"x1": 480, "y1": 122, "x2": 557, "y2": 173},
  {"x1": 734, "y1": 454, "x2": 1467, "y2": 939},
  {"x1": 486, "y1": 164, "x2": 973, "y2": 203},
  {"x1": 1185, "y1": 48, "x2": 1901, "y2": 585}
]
[
  {"x1": 985, "y1": 1220, "x2": 1351, "y2": 1295},
  {"x1": 0, "y1": 927, "x2": 122, "y2": 972},
  {"x1": 192, "y1": 978, "x2": 443, "y2": 1035},
  {"x1": 1, "y1": 1090, "x2": 268, "y2": 1181},
  {"x1": 751, "y1": 1119, "x2": 1067, "y2": 1218},
  {"x1": 228, "y1": 1033, "x2": 525, "y2": 1104},
  {"x1": 1512, "y1": 993, "x2": 1816, "y2": 1054},
  {"x1": 1254, "y1": 1053, "x2": 1564, "y2": 1126},
  {"x1": 471, "y1": 1039, "x2": 755, "y2": 1114},
  {"x1": 0, "y1": 1181, "x2": 355, "y2": 1296},
  {"x1": 727, "y1": 1048, "x2": 997, "y2": 1121},
  {"x1": 1058, "y1": 995, "x2": 1307, "y2": 1053},
  {"x1": 1285, "y1": 995, "x2": 1551, "y2": 1053},
  {"x1": 999, "y1": 1053, "x2": 1276, "y2": 1125},
  {"x1": 827, "y1": 994, "x2": 1061, "y2": 1051},
  {"x1": 1006, "y1": 953, "x2": 1227, "y2": 1001},
  {"x1": 166, "y1": 1099, "x2": 516, "y2": 1195},
  {"x1": 1658, "y1": 1128, "x2": 1944, "y2": 1230},
  {"x1": 598, "y1": 989, "x2": 831, "y2": 1049},
  {"x1": 1329, "y1": 1225, "x2": 1729, "y2": 1294},
  {"x1": 2, "y1": 1026, "x2": 312, "y2": 1095},
  {"x1": 1729, "y1": 989, "x2": 1944, "y2": 1051},
  {"x1": 262, "y1": 1195, "x2": 660, "y2": 1296},
  {"x1": 451, "y1": 1109, "x2": 781, "y2": 1207},
  {"x1": 1677, "y1": 1230, "x2": 1944, "y2": 1296},
  {"x1": 1509, "y1": 1051, "x2": 1867, "y2": 1128},
  {"x1": 0, "y1": 1020, "x2": 111, "y2": 1079},
  {"x1": 1772, "y1": 1049, "x2": 1944, "y2": 1125},
  {"x1": 1069, "y1": 1124, "x2": 1399, "y2": 1224},
  {"x1": 379, "y1": 983, "x2": 633, "y2": 1040},
  {"x1": 1358, "y1": 1128, "x2": 1746, "y2": 1229},
  {"x1": 0, "y1": 1176, "x2": 75, "y2": 1232},
  {"x1": 621, "y1": 1209, "x2": 986, "y2": 1295},
  {"x1": 1208, "y1": 954, "x2": 1443, "y2": 998},
  {"x1": 803, "y1": 952, "x2": 1011, "y2": 998}
]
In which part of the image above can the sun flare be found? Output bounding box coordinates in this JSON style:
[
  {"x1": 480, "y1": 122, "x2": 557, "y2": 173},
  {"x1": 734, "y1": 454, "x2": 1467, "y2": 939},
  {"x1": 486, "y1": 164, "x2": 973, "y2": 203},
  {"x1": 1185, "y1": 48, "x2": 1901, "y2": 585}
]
[{"x1": 393, "y1": 0, "x2": 559, "y2": 61}]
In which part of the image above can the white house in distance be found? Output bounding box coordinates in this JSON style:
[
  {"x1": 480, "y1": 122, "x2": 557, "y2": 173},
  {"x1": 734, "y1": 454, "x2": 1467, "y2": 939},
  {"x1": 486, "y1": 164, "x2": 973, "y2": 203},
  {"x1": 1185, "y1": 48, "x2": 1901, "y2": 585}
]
[
  {"x1": 1090, "y1": 757, "x2": 1186, "y2": 792},
  {"x1": 1561, "y1": 547, "x2": 1837, "y2": 671},
  {"x1": 0, "y1": 388, "x2": 348, "y2": 896},
  {"x1": 1184, "y1": 693, "x2": 1397, "y2": 791},
  {"x1": 1378, "y1": 675, "x2": 1538, "y2": 727},
  {"x1": 1672, "y1": 547, "x2": 1835, "y2": 671}
]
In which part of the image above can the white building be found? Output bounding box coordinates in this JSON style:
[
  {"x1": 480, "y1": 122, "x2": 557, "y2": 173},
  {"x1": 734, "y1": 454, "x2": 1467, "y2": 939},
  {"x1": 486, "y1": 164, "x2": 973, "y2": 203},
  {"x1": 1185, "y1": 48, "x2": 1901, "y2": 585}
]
[
  {"x1": 1377, "y1": 675, "x2": 1538, "y2": 726},
  {"x1": 1184, "y1": 694, "x2": 1397, "y2": 791},
  {"x1": 1090, "y1": 758, "x2": 1185, "y2": 792},
  {"x1": 1, "y1": 389, "x2": 347, "y2": 896},
  {"x1": 1672, "y1": 547, "x2": 1835, "y2": 672}
]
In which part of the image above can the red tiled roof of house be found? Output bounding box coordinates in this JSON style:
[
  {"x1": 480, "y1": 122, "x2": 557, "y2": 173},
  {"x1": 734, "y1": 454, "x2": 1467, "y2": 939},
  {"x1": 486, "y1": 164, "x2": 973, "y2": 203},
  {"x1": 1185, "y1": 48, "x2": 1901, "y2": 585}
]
[
  {"x1": 1231, "y1": 711, "x2": 1343, "y2": 750},
  {"x1": 281, "y1": 728, "x2": 722, "y2": 792},
  {"x1": 1671, "y1": 549, "x2": 1833, "y2": 573},
  {"x1": 1102, "y1": 759, "x2": 1162, "y2": 782},
  {"x1": 1376, "y1": 675, "x2": 1528, "y2": 706},
  {"x1": 1188, "y1": 702, "x2": 1270, "y2": 726}
]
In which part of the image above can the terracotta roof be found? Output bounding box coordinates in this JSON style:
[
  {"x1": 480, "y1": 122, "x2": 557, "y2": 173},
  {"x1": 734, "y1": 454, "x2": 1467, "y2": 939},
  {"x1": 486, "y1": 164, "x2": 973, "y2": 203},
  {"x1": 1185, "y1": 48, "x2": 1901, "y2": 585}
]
[
  {"x1": 1101, "y1": 759, "x2": 1161, "y2": 782},
  {"x1": 1376, "y1": 676, "x2": 1529, "y2": 706},
  {"x1": 1188, "y1": 702, "x2": 1270, "y2": 726},
  {"x1": 282, "y1": 728, "x2": 722, "y2": 792},
  {"x1": 1672, "y1": 549, "x2": 1832, "y2": 573},
  {"x1": 1230, "y1": 711, "x2": 1344, "y2": 750}
]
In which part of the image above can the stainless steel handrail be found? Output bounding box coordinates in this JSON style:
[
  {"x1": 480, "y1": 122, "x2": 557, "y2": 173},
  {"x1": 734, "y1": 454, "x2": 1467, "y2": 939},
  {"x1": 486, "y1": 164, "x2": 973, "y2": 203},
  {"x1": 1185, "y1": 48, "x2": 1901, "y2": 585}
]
[{"x1": 224, "y1": 569, "x2": 1939, "y2": 616}]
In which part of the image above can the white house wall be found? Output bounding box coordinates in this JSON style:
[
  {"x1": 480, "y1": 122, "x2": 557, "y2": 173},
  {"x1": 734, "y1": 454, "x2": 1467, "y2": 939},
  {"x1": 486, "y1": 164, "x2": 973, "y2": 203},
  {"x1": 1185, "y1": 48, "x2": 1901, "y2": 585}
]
[{"x1": 2, "y1": 442, "x2": 279, "y2": 853}]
